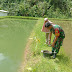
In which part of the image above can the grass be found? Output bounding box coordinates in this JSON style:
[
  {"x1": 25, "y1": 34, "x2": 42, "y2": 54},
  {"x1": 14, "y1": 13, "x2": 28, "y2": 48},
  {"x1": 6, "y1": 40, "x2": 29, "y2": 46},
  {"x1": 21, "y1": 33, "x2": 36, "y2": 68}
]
[
  {"x1": 0, "y1": 17, "x2": 37, "y2": 72},
  {"x1": 0, "y1": 16, "x2": 38, "y2": 20},
  {"x1": 0, "y1": 16, "x2": 72, "y2": 21},
  {"x1": 23, "y1": 18, "x2": 72, "y2": 72}
]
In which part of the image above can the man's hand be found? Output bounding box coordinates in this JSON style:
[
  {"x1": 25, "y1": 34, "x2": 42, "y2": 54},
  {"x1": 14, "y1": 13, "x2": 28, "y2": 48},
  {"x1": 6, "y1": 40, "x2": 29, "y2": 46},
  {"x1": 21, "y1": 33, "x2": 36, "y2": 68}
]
[
  {"x1": 52, "y1": 36, "x2": 58, "y2": 47},
  {"x1": 48, "y1": 32, "x2": 52, "y2": 45},
  {"x1": 51, "y1": 42, "x2": 55, "y2": 47},
  {"x1": 48, "y1": 40, "x2": 51, "y2": 45}
]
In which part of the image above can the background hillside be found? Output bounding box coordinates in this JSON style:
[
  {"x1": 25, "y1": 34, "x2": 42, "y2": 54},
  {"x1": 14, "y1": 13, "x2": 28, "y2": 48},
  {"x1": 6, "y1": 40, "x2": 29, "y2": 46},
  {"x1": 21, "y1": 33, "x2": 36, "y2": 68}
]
[{"x1": 0, "y1": 0, "x2": 72, "y2": 18}]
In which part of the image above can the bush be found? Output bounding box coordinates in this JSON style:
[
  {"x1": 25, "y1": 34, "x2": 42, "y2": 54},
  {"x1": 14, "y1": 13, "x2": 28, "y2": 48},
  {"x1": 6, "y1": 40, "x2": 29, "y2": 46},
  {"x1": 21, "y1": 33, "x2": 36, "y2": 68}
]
[{"x1": 0, "y1": 0, "x2": 71, "y2": 18}]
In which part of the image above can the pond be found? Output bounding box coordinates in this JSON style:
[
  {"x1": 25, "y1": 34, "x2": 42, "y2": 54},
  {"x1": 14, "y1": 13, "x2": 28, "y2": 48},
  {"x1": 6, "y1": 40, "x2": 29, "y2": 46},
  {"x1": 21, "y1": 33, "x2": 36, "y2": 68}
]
[{"x1": 0, "y1": 18, "x2": 37, "y2": 72}]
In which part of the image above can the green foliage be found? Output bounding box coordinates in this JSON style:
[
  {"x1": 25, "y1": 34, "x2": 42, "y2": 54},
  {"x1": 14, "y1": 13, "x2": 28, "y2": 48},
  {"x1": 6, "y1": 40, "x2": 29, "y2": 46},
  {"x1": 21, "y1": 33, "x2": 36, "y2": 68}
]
[
  {"x1": 0, "y1": 0, "x2": 71, "y2": 18},
  {"x1": 18, "y1": 3, "x2": 30, "y2": 16}
]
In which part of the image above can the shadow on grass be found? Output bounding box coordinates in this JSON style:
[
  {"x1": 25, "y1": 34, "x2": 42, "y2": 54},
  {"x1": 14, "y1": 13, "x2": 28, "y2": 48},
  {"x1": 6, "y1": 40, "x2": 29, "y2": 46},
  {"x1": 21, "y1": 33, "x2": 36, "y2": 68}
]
[
  {"x1": 42, "y1": 53, "x2": 71, "y2": 65},
  {"x1": 55, "y1": 54, "x2": 71, "y2": 65}
]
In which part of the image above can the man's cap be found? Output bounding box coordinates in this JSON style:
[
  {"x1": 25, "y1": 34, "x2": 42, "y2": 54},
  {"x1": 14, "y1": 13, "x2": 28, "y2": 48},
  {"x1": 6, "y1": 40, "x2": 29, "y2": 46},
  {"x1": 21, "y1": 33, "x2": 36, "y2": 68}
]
[
  {"x1": 45, "y1": 22, "x2": 51, "y2": 27},
  {"x1": 44, "y1": 18, "x2": 48, "y2": 21}
]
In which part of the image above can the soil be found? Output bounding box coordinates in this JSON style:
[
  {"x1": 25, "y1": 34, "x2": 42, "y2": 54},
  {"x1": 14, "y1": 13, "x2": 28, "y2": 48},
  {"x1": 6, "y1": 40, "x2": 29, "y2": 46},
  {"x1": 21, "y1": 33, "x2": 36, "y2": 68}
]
[{"x1": 18, "y1": 38, "x2": 32, "y2": 72}]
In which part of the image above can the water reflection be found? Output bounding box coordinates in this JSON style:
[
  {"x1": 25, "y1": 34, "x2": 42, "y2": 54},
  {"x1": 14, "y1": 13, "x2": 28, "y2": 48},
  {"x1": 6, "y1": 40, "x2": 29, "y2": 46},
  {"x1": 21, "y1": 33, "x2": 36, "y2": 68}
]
[
  {"x1": 0, "y1": 53, "x2": 6, "y2": 62},
  {"x1": 0, "y1": 53, "x2": 18, "y2": 72}
]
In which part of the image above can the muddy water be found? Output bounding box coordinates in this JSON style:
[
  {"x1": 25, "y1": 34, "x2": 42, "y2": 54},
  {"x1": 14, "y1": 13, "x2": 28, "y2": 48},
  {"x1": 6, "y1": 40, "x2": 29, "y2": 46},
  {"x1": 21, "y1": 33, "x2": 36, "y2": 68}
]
[{"x1": 52, "y1": 20, "x2": 72, "y2": 60}]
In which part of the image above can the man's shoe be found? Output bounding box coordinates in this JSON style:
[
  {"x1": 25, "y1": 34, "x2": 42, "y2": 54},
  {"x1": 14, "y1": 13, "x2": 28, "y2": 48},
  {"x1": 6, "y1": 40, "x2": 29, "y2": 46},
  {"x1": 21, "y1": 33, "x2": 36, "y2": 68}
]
[{"x1": 53, "y1": 53, "x2": 56, "y2": 59}]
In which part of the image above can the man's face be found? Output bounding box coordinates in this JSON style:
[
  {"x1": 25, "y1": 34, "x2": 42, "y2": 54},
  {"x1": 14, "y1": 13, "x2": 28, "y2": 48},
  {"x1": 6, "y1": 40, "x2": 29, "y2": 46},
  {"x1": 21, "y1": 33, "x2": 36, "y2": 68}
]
[{"x1": 45, "y1": 21, "x2": 48, "y2": 23}]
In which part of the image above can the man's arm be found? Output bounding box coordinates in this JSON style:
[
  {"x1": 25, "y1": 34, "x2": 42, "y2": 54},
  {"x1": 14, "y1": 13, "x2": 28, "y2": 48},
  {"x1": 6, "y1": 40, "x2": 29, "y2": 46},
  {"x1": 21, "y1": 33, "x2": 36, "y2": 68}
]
[
  {"x1": 48, "y1": 20, "x2": 53, "y2": 24},
  {"x1": 52, "y1": 28, "x2": 60, "y2": 47},
  {"x1": 51, "y1": 36, "x2": 58, "y2": 47},
  {"x1": 49, "y1": 32, "x2": 52, "y2": 44}
]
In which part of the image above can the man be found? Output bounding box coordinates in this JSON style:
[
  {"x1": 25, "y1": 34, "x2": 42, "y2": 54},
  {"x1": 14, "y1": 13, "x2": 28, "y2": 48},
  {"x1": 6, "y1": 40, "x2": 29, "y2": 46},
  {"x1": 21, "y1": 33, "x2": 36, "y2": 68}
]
[
  {"x1": 45, "y1": 22, "x2": 65, "y2": 59},
  {"x1": 41, "y1": 18, "x2": 53, "y2": 45}
]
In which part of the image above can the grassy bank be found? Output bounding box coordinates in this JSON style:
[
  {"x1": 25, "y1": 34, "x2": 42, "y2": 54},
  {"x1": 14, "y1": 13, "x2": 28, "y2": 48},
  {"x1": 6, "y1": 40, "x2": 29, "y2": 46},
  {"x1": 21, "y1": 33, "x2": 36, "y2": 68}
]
[
  {"x1": 0, "y1": 16, "x2": 72, "y2": 21},
  {"x1": 23, "y1": 18, "x2": 72, "y2": 72}
]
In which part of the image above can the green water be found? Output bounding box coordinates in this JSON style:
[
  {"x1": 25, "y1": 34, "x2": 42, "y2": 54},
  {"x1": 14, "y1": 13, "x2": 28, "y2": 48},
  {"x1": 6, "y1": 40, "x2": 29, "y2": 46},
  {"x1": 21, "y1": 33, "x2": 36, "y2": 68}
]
[{"x1": 0, "y1": 18, "x2": 37, "y2": 72}]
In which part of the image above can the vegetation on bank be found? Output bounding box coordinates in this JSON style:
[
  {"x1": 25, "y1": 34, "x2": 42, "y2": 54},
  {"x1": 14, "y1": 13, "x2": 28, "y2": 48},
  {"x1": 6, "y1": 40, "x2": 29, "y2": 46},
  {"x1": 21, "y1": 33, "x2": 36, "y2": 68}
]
[
  {"x1": 23, "y1": 18, "x2": 72, "y2": 72},
  {"x1": 0, "y1": 0, "x2": 72, "y2": 18},
  {"x1": 0, "y1": 16, "x2": 72, "y2": 21}
]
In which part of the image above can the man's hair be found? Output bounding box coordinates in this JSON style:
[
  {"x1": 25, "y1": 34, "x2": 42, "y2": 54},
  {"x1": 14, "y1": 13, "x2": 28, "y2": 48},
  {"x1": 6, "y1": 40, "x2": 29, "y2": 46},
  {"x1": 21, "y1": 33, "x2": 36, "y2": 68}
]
[{"x1": 45, "y1": 22, "x2": 51, "y2": 27}]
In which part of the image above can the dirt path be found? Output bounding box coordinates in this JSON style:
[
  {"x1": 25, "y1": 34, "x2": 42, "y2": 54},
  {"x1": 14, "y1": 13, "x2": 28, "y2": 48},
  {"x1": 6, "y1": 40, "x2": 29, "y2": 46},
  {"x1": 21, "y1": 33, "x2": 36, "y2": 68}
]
[
  {"x1": 18, "y1": 19, "x2": 39, "y2": 72},
  {"x1": 18, "y1": 38, "x2": 33, "y2": 72}
]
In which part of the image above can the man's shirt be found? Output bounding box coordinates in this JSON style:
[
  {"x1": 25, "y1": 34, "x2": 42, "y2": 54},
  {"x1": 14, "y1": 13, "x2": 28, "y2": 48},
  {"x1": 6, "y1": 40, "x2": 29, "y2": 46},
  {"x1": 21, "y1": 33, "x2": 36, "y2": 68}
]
[{"x1": 50, "y1": 24, "x2": 65, "y2": 38}]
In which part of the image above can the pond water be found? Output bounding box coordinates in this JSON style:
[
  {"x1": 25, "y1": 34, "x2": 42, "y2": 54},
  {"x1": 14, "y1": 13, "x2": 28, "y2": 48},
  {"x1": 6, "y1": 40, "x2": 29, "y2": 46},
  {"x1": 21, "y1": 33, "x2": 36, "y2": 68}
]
[{"x1": 0, "y1": 18, "x2": 37, "y2": 72}]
